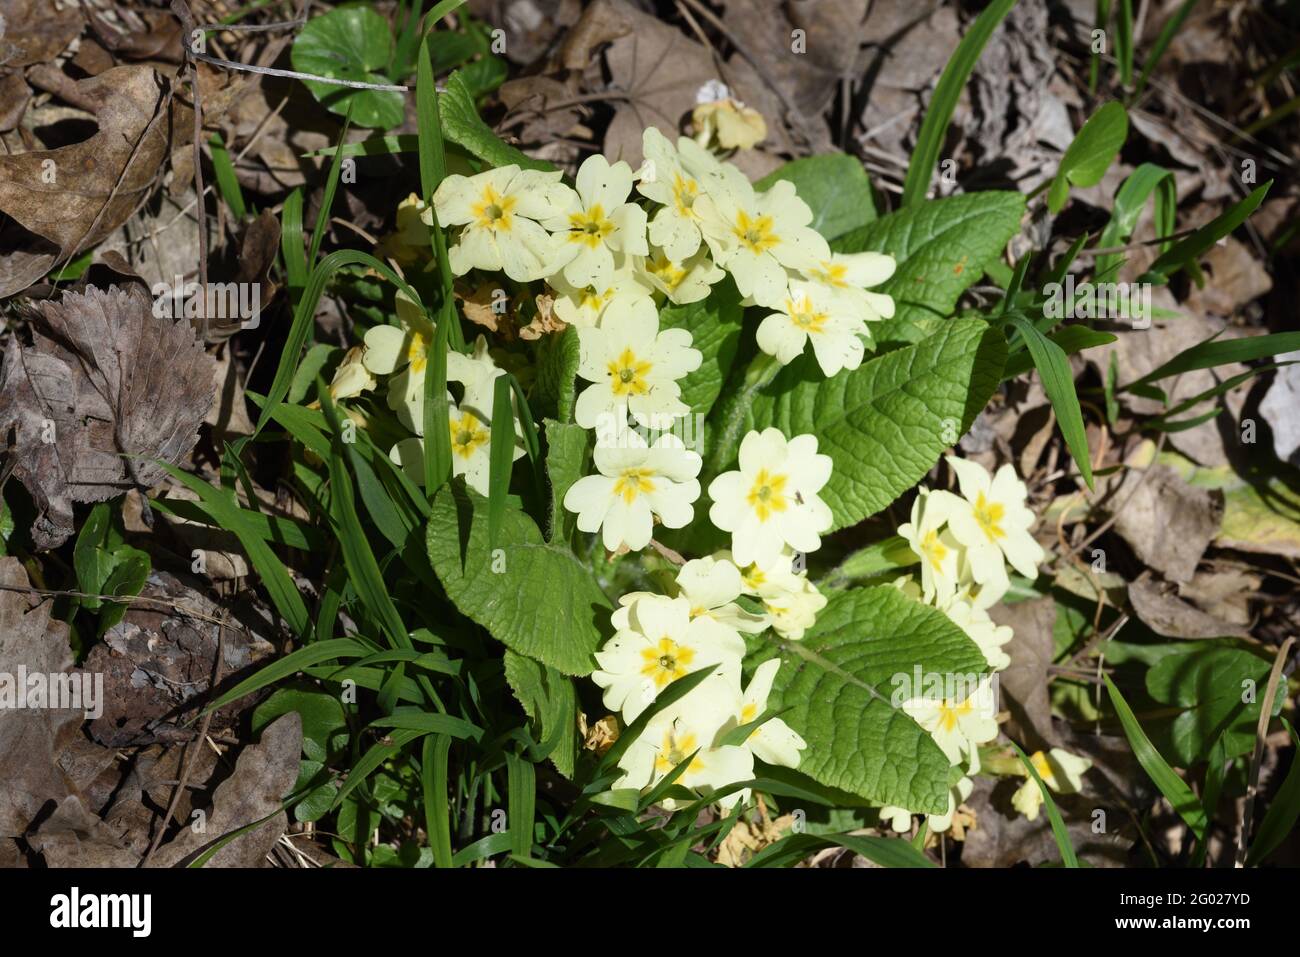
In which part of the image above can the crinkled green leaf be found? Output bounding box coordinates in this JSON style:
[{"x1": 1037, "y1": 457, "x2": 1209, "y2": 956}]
[
  {"x1": 761, "y1": 586, "x2": 989, "y2": 813},
  {"x1": 657, "y1": 276, "x2": 744, "y2": 419},
  {"x1": 503, "y1": 650, "x2": 578, "y2": 778},
  {"x1": 532, "y1": 326, "x2": 580, "y2": 423},
  {"x1": 427, "y1": 484, "x2": 609, "y2": 674},
  {"x1": 747, "y1": 318, "x2": 1006, "y2": 530},
  {"x1": 543, "y1": 418, "x2": 588, "y2": 543},
  {"x1": 755, "y1": 154, "x2": 876, "y2": 240},
  {"x1": 834, "y1": 191, "x2": 1025, "y2": 331}
]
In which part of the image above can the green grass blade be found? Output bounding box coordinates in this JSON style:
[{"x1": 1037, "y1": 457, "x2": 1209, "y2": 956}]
[
  {"x1": 1122, "y1": 329, "x2": 1300, "y2": 392},
  {"x1": 308, "y1": 104, "x2": 354, "y2": 269},
  {"x1": 1116, "y1": 0, "x2": 1134, "y2": 88},
  {"x1": 506, "y1": 752, "x2": 536, "y2": 859},
  {"x1": 1135, "y1": 0, "x2": 1201, "y2": 96},
  {"x1": 900, "y1": 0, "x2": 1017, "y2": 206},
  {"x1": 1141, "y1": 181, "x2": 1271, "y2": 283},
  {"x1": 280, "y1": 187, "x2": 307, "y2": 303},
  {"x1": 208, "y1": 133, "x2": 246, "y2": 219},
  {"x1": 1010, "y1": 742, "x2": 1080, "y2": 868},
  {"x1": 423, "y1": 734, "x2": 455, "y2": 867},
  {"x1": 1192, "y1": 733, "x2": 1229, "y2": 867},
  {"x1": 333, "y1": 730, "x2": 425, "y2": 809},
  {"x1": 369, "y1": 710, "x2": 482, "y2": 741},
  {"x1": 487, "y1": 373, "x2": 515, "y2": 548},
  {"x1": 159, "y1": 463, "x2": 312, "y2": 637},
  {"x1": 1104, "y1": 674, "x2": 1208, "y2": 840},
  {"x1": 1008, "y1": 315, "x2": 1094, "y2": 489},
  {"x1": 1090, "y1": 0, "x2": 1113, "y2": 92},
  {"x1": 203, "y1": 638, "x2": 372, "y2": 714}
]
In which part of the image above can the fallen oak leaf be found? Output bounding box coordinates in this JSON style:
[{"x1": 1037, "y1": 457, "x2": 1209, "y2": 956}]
[
  {"x1": 0, "y1": 64, "x2": 173, "y2": 295},
  {"x1": 0, "y1": 284, "x2": 216, "y2": 549}
]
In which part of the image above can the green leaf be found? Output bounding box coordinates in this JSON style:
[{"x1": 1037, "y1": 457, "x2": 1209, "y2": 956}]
[
  {"x1": 900, "y1": 0, "x2": 1018, "y2": 206},
  {"x1": 98, "y1": 546, "x2": 149, "y2": 633},
  {"x1": 834, "y1": 191, "x2": 1026, "y2": 331},
  {"x1": 1104, "y1": 674, "x2": 1208, "y2": 840},
  {"x1": 439, "y1": 70, "x2": 553, "y2": 171},
  {"x1": 755, "y1": 154, "x2": 876, "y2": 240},
  {"x1": 532, "y1": 326, "x2": 580, "y2": 423},
  {"x1": 426, "y1": 484, "x2": 610, "y2": 675},
  {"x1": 159, "y1": 464, "x2": 311, "y2": 638},
  {"x1": 208, "y1": 133, "x2": 247, "y2": 219},
  {"x1": 1247, "y1": 718, "x2": 1300, "y2": 866},
  {"x1": 543, "y1": 418, "x2": 588, "y2": 543},
  {"x1": 506, "y1": 753, "x2": 536, "y2": 858},
  {"x1": 1145, "y1": 645, "x2": 1280, "y2": 764},
  {"x1": 291, "y1": 5, "x2": 405, "y2": 129},
  {"x1": 1002, "y1": 326, "x2": 1117, "y2": 380},
  {"x1": 764, "y1": 587, "x2": 989, "y2": 812},
  {"x1": 504, "y1": 650, "x2": 578, "y2": 778},
  {"x1": 1047, "y1": 101, "x2": 1129, "y2": 214},
  {"x1": 1141, "y1": 181, "x2": 1271, "y2": 283},
  {"x1": 1008, "y1": 314, "x2": 1094, "y2": 489},
  {"x1": 253, "y1": 685, "x2": 348, "y2": 763},
  {"x1": 747, "y1": 318, "x2": 1006, "y2": 531},
  {"x1": 657, "y1": 276, "x2": 744, "y2": 419},
  {"x1": 73, "y1": 502, "x2": 117, "y2": 610},
  {"x1": 747, "y1": 832, "x2": 934, "y2": 868},
  {"x1": 487, "y1": 374, "x2": 516, "y2": 548},
  {"x1": 204, "y1": 638, "x2": 373, "y2": 715},
  {"x1": 1121, "y1": 329, "x2": 1300, "y2": 392}
]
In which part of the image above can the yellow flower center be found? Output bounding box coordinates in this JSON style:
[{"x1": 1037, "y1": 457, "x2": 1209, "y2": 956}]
[
  {"x1": 733, "y1": 209, "x2": 779, "y2": 254},
  {"x1": 741, "y1": 563, "x2": 766, "y2": 590},
  {"x1": 672, "y1": 173, "x2": 700, "y2": 218},
  {"x1": 471, "y1": 184, "x2": 517, "y2": 232},
  {"x1": 567, "y1": 203, "x2": 614, "y2": 248},
  {"x1": 746, "y1": 468, "x2": 789, "y2": 522},
  {"x1": 812, "y1": 260, "x2": 848, "y2": 288},
  {"x1": 654, "y1": 728, "x2": 704, "y2": 775},
  {"x1": 787, "y1": 296, "x2": 828, "y2": 334},
  {"x1": 920, "y1": 528, "x2": 948, "y2": 571},
  {"x1": 740, "y1": 702, "x2": 758, "y2": 724},
  {"x1": 611, "y1": 467, "x2": 657, "y2": 504},
  {"x1": 1029, "y1": 750, "x2": 1057, "y2": 786},
  {"x1": 647, "y1": 252, "x2": 687, "y2": 291},
  {"x1": 448, "y1": 411, "x2": 489, "y2": 460},
  {"x1": 607, "y1": 348, "x2": 653, "y2": 396},
  {"x1": 973, "y1": 492, "x2": 1006, "y2": 540},
  {"x1": 407, "y1": 329, "x2": 429, "y2": 375},
  {"x1": 937, "y1": 697, "x2": 973, "y2": 733},
  {"x1": 640, "y1": 637, "x2": 695, "y2": 689}
]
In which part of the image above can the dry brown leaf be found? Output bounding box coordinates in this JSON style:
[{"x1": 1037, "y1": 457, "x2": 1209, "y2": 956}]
[
  {"x1": 0, "y1": 557, "x2": 85, "y2": 840},
  {"x1": 84, "y1": 571, "x2": 276, "y2": 748},
  {"x1": 458, "y1": 283, "x2": 507, "y2": 332},
  {"x1": 0, "y1": 0, "x2": 83, "y2": 69},
  {"x1": 1104, "y1": 464, "x2": 1223, "y2": 584},
  {"x1": 1128, "y1": 575, "x2": 1251, "y2": 640},
  {"x1": 988, "y1": 595, "x2": 1060, "y2": 751},
  {"x1": 519, "y1": 293, "x2": 567, "y2": 340},
  {"x1": 0, "y1": 284, "x2": 216, "y2": 549},
  {"x1": 146, "y1": 712, "x2": 302, "y2": 868},
  {"x1": 0, "y1": 64, "x2": 174, "y2": 295}
]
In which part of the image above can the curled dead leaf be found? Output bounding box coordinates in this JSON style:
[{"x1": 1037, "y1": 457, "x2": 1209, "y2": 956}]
[{"x1": 0, "y1": 284, "x2": 216, "y2": 549}]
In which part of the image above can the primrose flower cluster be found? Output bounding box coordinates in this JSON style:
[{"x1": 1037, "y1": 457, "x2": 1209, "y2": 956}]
[
  {"x1": 590, "y1": 424, "x2": 844, "y2": 808},
  {"x1": 347, "y1": 127, "x2": 908, "y2": 812},
  {"x1": 878, "y1": 456, "x2": 1091, "y2": 834}
]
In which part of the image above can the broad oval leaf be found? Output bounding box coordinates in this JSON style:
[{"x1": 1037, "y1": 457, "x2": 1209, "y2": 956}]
[
  {"x1": 747, "y1": 318, "x2": 1006, "y2": 530},
  {"x1": 833, "y1": 191, "x2": 1026, "y2": 335},
  {"x1": 291, "y1": 6, "x2": 405, "y2": 129},
  {"x1": 762, "y1": 586, "x2": 990, "y2": 813},
  {"x1": 427, "y1": 484, "x2": 610, "y2": 675}
]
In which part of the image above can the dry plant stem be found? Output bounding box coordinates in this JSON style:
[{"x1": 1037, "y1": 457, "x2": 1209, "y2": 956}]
[
  {"x1": 1234, "y1": 635, "x2": 1295, "y2": 868},
  {"x1": 141, "y1": 619, "x2": 227, "y2": 866},
  {"x1": 650, "y1": 538, "x2": 686, "y2": 566}
]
